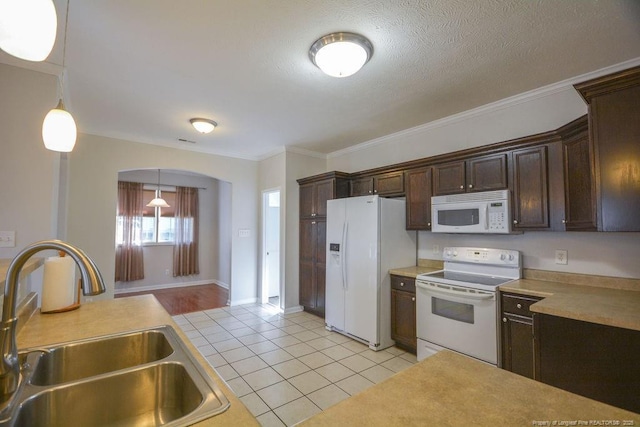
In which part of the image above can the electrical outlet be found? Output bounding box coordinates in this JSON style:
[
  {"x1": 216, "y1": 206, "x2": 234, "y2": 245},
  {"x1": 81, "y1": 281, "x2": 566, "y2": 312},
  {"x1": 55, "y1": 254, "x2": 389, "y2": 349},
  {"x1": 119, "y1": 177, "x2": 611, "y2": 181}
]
[
  {"x1": 165, "y1": 269, "x2": 170, "y2": 276},
  {"x1": 555, "y1": 249, "x2": 568, "y2": 265},
  {"x1": 432, "y1": 245, "x2": 440, "y2": 255},
  {"x1": 0, "y1": 231, "x2": 16, "y2": 248},
  {"x1": 238, "y1": 229, "x2": 250, "y2": 238}
]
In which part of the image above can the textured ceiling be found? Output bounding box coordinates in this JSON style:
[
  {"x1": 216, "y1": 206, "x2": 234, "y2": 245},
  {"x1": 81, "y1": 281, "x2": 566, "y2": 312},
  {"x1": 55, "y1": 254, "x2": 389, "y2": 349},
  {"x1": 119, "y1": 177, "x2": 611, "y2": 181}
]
[{"x1": 2, "y1": 0, "x2": 640, "y2": 159}]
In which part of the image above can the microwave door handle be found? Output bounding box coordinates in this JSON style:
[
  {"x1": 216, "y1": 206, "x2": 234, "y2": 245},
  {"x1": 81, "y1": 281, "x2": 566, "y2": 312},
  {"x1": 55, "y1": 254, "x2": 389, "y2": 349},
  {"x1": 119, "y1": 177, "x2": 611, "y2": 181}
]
[{"x1": 484, "y1": 204, "x2": 489, "y2": 230}]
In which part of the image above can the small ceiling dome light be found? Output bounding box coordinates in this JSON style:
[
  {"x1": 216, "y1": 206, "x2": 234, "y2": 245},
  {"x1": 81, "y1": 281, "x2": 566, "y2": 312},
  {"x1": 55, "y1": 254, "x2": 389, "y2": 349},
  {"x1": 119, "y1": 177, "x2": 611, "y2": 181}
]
[
  {"x1": 309, "y1": 32, "x2": 373, "y2": 78},
  {"x1": 42, "y1": 100, "x2": 77, "y2": 152},
  {"x1": 190, "y1": 118, "x2": 217, "y2": 134},
  {"x1": 0, "y1": 0, "x2": 57, "y2": 61}
]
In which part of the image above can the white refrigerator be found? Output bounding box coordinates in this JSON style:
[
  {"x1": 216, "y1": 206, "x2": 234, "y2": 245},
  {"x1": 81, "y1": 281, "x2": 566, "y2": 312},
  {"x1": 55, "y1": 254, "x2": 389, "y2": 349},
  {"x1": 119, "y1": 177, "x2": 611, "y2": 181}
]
[{"x1": 325, "y1": 195, "x2": 416, "y2": 351}]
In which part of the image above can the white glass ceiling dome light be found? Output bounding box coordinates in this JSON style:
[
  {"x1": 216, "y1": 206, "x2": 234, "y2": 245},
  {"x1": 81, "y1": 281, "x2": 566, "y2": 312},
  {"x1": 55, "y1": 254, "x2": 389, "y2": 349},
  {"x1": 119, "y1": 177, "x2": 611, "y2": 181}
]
[
  {"x1": 309, "y1": 32, "x2": 373, "y2": 78},
  {"x1": 147, "y1": 169, "x2": 170, "y2": 208},
  {"x1": 0, "y1": 0, "x2": 57, "y2": 61},
  {"x1": 190, "y1": 118, "x2": 217, "y2": 134},
  {"x1": 42, "y1": 0, "x2": 77, "y2": 152}
]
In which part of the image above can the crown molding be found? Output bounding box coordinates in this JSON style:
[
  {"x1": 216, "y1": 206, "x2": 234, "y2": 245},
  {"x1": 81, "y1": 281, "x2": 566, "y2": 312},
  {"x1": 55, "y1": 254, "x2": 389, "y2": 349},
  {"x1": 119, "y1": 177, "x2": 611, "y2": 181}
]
[{"x1": 327, "y1": 57, "x2": 640, "y2": 159}]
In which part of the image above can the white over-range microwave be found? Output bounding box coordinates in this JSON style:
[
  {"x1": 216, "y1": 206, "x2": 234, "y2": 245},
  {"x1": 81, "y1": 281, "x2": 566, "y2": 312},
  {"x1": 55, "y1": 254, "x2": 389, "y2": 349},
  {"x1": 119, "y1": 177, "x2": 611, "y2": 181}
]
[{"x1": 431, "y1": 189, "x2": 513, "y2": 234}]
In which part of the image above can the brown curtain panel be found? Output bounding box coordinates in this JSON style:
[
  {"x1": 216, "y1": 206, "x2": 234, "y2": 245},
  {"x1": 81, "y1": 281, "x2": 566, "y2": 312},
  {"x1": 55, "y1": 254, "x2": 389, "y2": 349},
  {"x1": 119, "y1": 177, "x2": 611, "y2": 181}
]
[
  {"x1": 173, "y1": 186, "x2": 199, "y2": 276},
  {"x1": 115, "y1": 181, "x2": 145, "y2": 282}
]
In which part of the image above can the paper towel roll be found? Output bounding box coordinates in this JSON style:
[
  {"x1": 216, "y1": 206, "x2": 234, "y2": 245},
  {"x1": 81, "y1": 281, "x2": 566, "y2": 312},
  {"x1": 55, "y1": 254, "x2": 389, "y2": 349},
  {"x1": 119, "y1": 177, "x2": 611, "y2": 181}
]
[{"x1": 41, "y1": 256, "x2": 76, "y2": 312}]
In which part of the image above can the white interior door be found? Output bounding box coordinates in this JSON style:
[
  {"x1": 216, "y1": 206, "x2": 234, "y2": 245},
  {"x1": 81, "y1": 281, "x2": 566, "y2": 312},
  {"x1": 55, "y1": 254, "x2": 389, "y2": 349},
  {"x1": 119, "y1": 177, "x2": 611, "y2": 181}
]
[{"x1": 262, "y1": 190, "x2": 280, "y2": 304}]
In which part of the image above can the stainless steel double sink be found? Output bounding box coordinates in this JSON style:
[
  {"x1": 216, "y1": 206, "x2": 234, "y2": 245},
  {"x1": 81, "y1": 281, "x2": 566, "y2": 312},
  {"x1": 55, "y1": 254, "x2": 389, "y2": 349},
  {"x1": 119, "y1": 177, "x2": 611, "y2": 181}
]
[{"x1": 2, "y1": 325, "x2": 230, "y2": 426}]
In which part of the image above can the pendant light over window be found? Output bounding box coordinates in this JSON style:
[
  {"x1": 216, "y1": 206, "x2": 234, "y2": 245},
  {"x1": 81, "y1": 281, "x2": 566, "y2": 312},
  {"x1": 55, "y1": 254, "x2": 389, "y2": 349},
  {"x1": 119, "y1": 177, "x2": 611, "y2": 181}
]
[
  {"x1": 42, "y1": 0, "x2": 77, "y2": 152},
  {"x1": 0, "y1": 0, "x2": 57, "y2": 61},
  {"x1": 147, "y1": 169, "x2": 170, "y2": 208},
  {"x1": 309, "y1": 32, "x2": 373, "y2": 78}
]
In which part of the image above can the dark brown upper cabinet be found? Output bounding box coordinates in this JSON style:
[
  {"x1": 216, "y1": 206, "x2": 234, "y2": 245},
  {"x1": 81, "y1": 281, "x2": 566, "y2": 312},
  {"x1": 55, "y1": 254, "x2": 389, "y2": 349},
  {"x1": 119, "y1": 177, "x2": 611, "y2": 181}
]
[
  {"x1": 405, "y1": 167, "x2": 433, "y2": 230},
  {"x1": 558, "y1": 116, "x2": 597, "y2": 231},
  {"x1": 575, "y1": 65, "x2": 640, "y2": 231},
  {"x1": 299, "y1": 173, "x2": 350, "y2": 219},
  {"x1": 510, "y1": 146, "x2": 549, "y2": 230},
  {"x1": 433, "y1": 154, "x2": 507, "y2": 196},
  {"x1": 350, "y1": 171, "x2": 405, "y2": 197}
]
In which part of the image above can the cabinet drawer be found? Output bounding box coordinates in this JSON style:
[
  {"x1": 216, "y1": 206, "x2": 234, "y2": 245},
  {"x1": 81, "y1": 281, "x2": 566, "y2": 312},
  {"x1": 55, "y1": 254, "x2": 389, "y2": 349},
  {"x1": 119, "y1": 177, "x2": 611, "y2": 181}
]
[
  {"x1": 391, "y1": 275, "x2": 416, "y2": 293},
  {"x1": 501, "y1": 293, "x2": 541, "y2": 317}
]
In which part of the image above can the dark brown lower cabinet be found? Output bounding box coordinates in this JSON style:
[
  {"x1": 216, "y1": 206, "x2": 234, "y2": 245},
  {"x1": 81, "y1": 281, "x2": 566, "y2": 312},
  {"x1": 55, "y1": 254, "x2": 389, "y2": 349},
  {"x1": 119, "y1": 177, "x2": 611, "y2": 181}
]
[
  {"x1": 500, "y1": 293, "x2": 541, "y2": 379},
  {"x1": 535, "y1": 314, "x2": 640, "y2": 413},
  {"x1": 390, "y1": 275, "x2": 416, "y2": 354}
]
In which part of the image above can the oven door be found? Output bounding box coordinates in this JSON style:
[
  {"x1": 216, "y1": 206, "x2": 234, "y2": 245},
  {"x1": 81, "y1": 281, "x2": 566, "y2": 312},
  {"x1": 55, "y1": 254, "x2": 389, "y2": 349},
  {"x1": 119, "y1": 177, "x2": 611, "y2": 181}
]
[{"x1": 416, "y1": 280, "x2": 498, "y2": 365}]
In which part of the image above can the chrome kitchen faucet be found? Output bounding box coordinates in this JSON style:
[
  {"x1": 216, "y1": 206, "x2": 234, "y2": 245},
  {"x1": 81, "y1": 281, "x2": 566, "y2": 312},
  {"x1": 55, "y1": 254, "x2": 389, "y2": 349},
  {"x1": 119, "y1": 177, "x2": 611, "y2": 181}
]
[{"x1": 0, "y1": 240, "x2": 106, "y2": 414}]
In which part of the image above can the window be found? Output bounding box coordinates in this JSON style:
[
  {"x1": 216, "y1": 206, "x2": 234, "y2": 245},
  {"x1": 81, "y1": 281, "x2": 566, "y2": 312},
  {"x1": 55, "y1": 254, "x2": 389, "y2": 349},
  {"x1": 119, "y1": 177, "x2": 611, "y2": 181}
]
[{"x1": 142, "y1": 189, "x2": 176, "y2": 243}]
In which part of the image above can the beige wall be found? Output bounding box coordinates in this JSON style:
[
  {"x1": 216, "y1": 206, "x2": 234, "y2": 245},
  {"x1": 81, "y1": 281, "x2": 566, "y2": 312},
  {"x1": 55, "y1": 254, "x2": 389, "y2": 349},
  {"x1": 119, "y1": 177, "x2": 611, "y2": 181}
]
[
  {"x1": 0, "y1": 64, "x2": 61, "y2": 258},
  {"x1": 66, "y1": 133, "x2": 259, "y2": 301}
]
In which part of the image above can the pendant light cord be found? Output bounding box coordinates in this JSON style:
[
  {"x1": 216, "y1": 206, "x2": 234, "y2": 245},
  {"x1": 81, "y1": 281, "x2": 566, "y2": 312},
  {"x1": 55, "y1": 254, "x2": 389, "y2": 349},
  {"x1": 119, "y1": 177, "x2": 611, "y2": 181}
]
[{"x1": 59, "y1": 0, "x2": 71, "y2": 101}]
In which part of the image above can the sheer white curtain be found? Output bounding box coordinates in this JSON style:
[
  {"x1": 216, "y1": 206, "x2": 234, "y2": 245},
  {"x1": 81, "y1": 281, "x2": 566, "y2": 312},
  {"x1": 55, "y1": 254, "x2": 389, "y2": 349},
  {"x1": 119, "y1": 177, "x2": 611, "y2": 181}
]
[
  {"x1": 173, "y1": 186, "x2": 199, "y2": 277},
  {"x1": 115, "y1": 181, "x2": 145, "y2": 282}
]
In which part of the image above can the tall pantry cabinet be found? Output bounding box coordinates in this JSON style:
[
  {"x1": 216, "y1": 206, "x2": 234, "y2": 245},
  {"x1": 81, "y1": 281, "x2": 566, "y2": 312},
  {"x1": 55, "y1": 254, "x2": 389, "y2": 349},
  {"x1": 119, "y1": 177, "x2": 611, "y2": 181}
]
[{"x1": 297, "y1": 172, "x2": 350, "y2": 317}]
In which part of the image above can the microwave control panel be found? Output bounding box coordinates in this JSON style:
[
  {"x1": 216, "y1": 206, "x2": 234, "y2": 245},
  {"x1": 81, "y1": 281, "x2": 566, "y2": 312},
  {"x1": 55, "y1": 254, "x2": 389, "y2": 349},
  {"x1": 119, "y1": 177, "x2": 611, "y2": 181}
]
[{"x1": 487, "y1": 201, "x2": 507, "y2": 231}]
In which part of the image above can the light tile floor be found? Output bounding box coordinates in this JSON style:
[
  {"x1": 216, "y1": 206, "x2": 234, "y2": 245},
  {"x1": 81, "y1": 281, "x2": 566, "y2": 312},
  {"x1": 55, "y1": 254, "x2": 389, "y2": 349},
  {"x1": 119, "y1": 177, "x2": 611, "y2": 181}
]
[{"x1": 173, "y1": 303, "x2": 417, "y2": 426}]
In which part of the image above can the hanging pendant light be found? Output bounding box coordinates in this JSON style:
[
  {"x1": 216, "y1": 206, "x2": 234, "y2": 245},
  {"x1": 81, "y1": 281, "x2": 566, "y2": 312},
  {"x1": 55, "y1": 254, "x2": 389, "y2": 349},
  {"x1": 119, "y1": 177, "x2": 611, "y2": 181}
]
[
  {"x1": 0, "y1": 0, "x2": 57, "y2": 61},
  {"x1": 147, "y1": 169, "x2": 170, "y2": 208},
  {"x1": 42, "y1": 0, "x2": 77, "y2": 152}
]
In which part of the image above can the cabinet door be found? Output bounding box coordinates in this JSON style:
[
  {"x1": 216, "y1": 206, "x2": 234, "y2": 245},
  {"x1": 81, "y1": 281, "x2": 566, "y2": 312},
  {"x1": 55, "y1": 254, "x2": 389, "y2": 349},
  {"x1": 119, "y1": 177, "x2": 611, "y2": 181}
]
[
  {"x1": 374, "y1": 171, "x2": 404, "y2": 196},
  {"x1": 590, "y1": 86, "x2": 640, "y2": 231},
  {"x1": 467, "y1": 154, "x2": 508, "y2": 192},
  {"x1": 405, "y1": 168, "x2": 432, "y2": 230},
  {"x1": 563, "y1": 133, "x2": 597, "y2": 230},
  {"x1": 390, "y1": 289, "x2": 416, "y2": 353},
  {"x1": 536, "y1": 314, "x2": 640, "y2": 413},
  {"x1": 314, "y1": 221, "x2": 326, "y2": 315},
  {"x1": 501, "y1": 314, "x2": 534, "y2": 379},
  {"x1": 433, "y1": 161, "x2": 466, "y2": 195},
  {"x1": 299, "y1": 184, "x2": 315, "y2": 219},
  {"x1": 511, "y1": 146, "x2": 549, "y2": 229},
  {"x1": 314, "y1": 180, "x2": 334, "y2": 218},
  {"x1": 350, "y1": 177, "x2": 374, "y2": 197},
  {"x1": 299, "y1": 220, "x2": 316, "y2": 308}
]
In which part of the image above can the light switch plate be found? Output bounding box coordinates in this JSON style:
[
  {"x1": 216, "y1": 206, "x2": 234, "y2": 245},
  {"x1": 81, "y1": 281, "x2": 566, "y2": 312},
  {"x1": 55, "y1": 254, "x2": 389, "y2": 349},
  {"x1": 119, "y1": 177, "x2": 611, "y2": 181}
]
[
  {"x1": 0, "y1": 231, "x2": 16, "y2": 248},
  {"x1": 238, "y1": 229, "x2": 250, "y2": 238}
]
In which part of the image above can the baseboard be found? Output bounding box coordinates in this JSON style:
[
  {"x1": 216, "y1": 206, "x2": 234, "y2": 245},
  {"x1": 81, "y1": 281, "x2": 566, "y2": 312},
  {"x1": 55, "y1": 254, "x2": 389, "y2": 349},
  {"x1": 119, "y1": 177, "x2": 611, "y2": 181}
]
[
  {"x1": 114, "y1": 279, "x2": 224, "y2": 295},
  {"x1": 283, "y1": 305, "x2": 304, "y2": 314},
  {"x1": 230, "y1": 297, "x2": 258, "y2": 306}
]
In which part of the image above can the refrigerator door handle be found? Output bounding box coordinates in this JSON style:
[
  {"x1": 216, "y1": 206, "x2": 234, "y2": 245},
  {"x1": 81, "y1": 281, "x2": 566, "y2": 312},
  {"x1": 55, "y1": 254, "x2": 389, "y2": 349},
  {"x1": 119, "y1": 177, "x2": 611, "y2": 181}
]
[{"x1": 342, "y1": 221, "x2": 348, "y2": 290}]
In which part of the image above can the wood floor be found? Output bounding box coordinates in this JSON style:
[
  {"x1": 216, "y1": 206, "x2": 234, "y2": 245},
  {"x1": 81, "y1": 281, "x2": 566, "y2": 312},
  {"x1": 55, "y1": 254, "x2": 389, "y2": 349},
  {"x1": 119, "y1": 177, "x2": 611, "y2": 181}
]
[{"x1": 115, "y1": 283, "x2": 229, "y2": 315}]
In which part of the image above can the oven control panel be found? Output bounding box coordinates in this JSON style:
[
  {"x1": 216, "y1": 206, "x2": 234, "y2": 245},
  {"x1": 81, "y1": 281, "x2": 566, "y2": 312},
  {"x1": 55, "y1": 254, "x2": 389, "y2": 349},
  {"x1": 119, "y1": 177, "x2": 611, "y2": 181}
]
[{"x1": 442, "y1": 247, "x2": 520, "y2": 266}]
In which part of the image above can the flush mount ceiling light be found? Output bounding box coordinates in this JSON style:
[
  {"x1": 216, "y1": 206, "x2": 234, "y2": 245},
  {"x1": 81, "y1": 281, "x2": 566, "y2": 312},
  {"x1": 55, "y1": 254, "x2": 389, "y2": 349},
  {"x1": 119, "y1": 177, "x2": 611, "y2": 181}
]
[
  {"x1": 190, "y1": 118, "x2": 217, "y2": 134},
  {"x1": 309, "y1": 32, "x2": 373, "y2": 78},
  {"x1": 0, "y1": 0, "x2": 57, "y2": 61},
  {"x1": 147, "y1": 169, "x2": 170, "y2": 208},
  {"x1": 42, "y1": 0, "x2": 76, "y2": 152}
]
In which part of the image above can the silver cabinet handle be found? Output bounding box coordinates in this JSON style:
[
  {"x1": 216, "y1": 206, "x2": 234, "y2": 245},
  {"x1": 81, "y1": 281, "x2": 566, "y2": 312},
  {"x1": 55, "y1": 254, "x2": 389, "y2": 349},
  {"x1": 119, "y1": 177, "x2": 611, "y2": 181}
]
[
  {"x1": 374, "y1": 189, "x2": 377, "y2": 193},
  {"x1": 400, "y1": 282, "x2": 404, "y2": 287},
  {"x1": 562, "y1": 219, "x2": 566, "y2": 224},
  {"x1": 411, "y1": 297, "x2": 415, "y2": 302},
  {"x1": 516, "y1": 303, "x2": 522, "y2": 309},
  {"x1": 513, "y1": 220, "x2": 519, "y2": 224},
  {"x1": 311, "y1": 213, "x2": 316, "y2": 217},
  {"x1": 502, "y1": 317, "x2": 507, "y2": 323},
  {"x1": 368, "y1": 190, "x2": 372, "y2": 194},
  {"x1": 311, "y1": 221, "x2": 316, "y2": 225},
  {"x1": 468, "y1": 184, "x2": 473, "y2": 189},
  {"x1": 459, "y1": 185, "x2": 464, "y2": 189},
  {"x1": 427, "y1": 222, "x2": 431, "y2": 227}
]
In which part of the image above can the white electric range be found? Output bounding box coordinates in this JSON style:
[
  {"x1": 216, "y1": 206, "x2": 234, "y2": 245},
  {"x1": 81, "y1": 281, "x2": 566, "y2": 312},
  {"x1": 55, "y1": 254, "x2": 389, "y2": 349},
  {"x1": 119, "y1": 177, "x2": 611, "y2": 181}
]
[{"x1": 415, "y1": 247, "x2": 522, "y2": 365}]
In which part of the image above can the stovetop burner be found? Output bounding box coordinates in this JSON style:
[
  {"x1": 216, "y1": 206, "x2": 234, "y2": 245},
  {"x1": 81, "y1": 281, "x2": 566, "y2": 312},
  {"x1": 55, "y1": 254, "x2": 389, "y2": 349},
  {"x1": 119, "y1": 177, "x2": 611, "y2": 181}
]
[{"x1": 420, "y1": 270, "x2": 514, "y2": 287}]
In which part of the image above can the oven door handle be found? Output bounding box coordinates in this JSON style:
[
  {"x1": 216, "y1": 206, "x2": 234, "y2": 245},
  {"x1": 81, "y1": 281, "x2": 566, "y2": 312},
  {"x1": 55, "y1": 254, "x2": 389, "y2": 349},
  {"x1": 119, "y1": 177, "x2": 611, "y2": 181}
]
[{"x1": 416, "y1": 281, "x2": 494, "y2": 300}]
